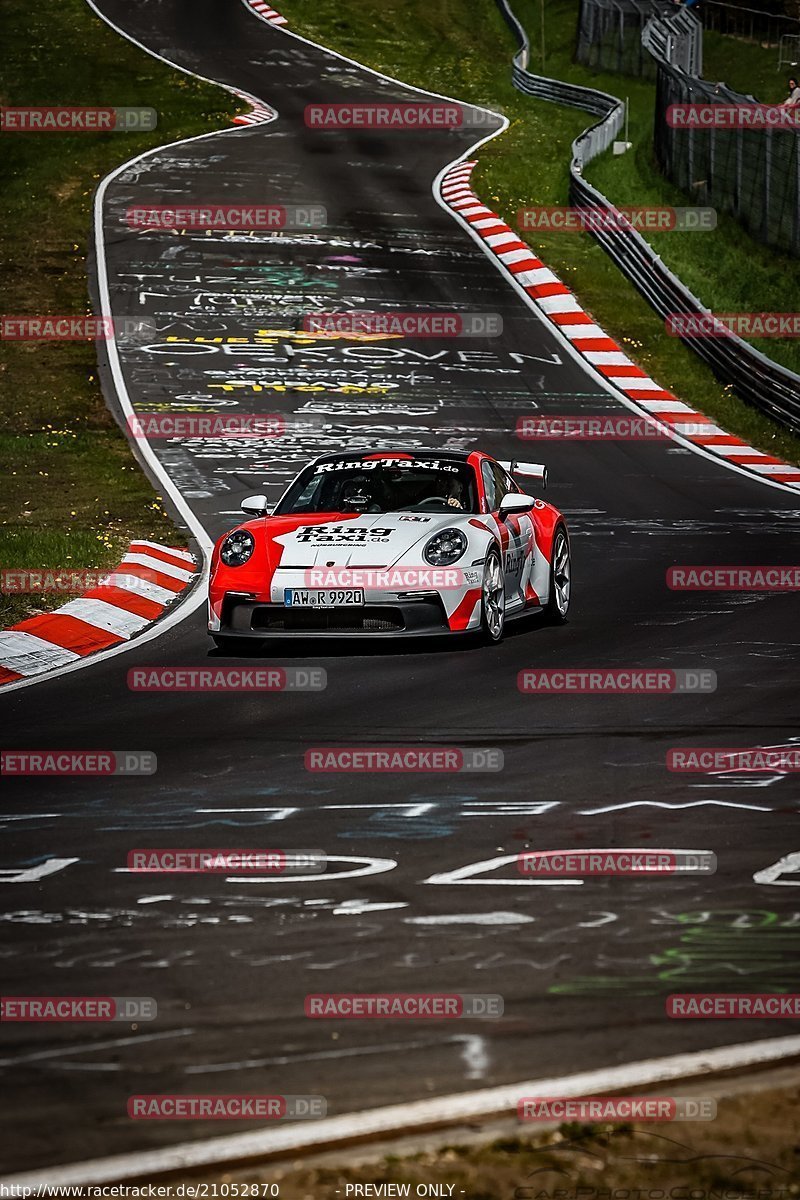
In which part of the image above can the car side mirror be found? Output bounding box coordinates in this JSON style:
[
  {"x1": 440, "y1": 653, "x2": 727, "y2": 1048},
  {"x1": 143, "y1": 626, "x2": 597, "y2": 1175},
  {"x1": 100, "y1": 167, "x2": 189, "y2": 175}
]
[
  {"x1": 240, "y1": 494, "x2": 271, "y2": 516},
  {"x1": 499, "y1": 492, "x2": 534, "y2": 516}
]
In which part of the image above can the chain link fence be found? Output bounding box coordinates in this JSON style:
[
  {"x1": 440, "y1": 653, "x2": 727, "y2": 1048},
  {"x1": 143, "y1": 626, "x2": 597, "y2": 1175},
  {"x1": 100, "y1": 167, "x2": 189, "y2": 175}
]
[
  {"x1": 577, "y1": 0, "x2": 800, "y2": 256},
  {"x1": 702, "y1": 1, "x2": 800, "y2": 48},
  {"x1": 575, "y1": 0, "x2": 696, "y2": 78},
  {"x1": 645, "y1": 11, "x2": 800, "y2": 257}
]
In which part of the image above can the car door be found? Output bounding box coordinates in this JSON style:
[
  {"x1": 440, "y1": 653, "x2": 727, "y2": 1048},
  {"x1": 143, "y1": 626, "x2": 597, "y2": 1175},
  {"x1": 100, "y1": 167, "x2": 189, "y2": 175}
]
[{"x1": 481, "y1": 461, "x2": 532, "y2": 611}]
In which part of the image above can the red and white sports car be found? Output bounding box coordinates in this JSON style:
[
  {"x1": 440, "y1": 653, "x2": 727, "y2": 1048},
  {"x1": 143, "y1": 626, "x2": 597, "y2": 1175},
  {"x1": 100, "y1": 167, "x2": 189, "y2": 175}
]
[{"x1": 208, "y1": 450, "x2": 570, "y2": 647}]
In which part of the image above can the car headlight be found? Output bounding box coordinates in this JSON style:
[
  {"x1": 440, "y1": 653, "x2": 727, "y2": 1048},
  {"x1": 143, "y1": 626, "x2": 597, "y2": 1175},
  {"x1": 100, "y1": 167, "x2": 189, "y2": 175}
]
[
  {"x1": 220, "y1": 529, "x2": 255, "y2": 567},
  {"x1": 423, "y1": 528, "x2": 467, "y2": 566}
]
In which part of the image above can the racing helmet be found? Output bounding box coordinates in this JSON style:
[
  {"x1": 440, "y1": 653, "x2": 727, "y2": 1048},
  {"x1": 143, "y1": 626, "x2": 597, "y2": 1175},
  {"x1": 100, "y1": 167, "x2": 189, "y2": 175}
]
[{"x1": 340, "y1": 478, "x2": 374, "y2": 511}]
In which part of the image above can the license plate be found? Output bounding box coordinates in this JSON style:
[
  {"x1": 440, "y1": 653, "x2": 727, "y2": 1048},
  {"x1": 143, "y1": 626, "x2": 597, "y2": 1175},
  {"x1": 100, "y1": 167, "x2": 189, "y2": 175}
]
[{"x1": 284, "y1": 588, "x2": 365, "y2": 608}]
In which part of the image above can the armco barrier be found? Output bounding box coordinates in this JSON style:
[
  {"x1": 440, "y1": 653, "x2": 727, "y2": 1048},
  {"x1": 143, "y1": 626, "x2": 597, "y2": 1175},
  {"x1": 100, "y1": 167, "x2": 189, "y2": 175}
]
[
  {"x1": 641, "y1": 4, "x2": 702, "y2": 76},
  {"x1": 497, "y1": 0, "x2": 625, "y2": 159},
  {"x1": 495, "y1": 0, "x2": 800, "y2": 434}
]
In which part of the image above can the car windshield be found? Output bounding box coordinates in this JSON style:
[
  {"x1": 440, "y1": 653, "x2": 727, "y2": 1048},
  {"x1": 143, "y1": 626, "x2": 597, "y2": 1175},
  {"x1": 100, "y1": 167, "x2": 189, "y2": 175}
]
[{"x1": 274, "y1": 459, "x2": 479, "y2": 515}]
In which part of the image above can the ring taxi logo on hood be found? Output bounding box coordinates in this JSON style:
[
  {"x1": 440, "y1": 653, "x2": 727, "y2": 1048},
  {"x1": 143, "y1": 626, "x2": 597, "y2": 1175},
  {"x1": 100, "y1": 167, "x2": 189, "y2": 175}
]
[{"x1": 295, "y1": 525, "x2": 395, "y2": 543}]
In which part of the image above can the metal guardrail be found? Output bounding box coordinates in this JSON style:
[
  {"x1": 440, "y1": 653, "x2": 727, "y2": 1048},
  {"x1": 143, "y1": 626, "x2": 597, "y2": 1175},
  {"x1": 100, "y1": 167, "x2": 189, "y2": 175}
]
[
  {"x1": 497, "y1": 0, "x2": 625, "y2": 164},
  {"x1": 642, "y1": 5, "x2": 703, "y2": 75},
  {"x1": 493, "y1": 0, "x2": 800, "y2": 433}
]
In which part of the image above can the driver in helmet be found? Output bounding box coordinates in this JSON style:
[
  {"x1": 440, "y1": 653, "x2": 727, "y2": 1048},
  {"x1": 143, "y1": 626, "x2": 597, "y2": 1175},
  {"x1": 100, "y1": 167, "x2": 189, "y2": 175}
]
[{"x1": 340, "y1": 478, "x2": 376, "y2": 512}]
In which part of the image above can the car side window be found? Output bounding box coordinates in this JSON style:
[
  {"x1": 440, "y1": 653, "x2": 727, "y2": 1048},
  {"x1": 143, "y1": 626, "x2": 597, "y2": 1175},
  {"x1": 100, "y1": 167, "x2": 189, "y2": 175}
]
[
  {"x1": 492, "y1": 463, "x2": 516, "y2": 504},
  {"x1": 481, "y1": 461, "x2": 498, "y2": 512}
]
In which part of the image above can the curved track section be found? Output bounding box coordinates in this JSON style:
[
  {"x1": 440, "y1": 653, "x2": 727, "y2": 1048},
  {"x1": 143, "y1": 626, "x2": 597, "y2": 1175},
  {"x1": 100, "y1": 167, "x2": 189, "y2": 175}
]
[{"x1": 1, "y1": 0, "x2": 799, "y2": 1173}]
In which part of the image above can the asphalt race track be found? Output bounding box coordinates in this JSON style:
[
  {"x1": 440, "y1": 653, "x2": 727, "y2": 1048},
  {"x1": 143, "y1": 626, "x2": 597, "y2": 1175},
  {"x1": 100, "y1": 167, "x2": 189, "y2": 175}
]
[{"x1": 1, "y1": 0, "x2": 799, "y2": 1174}]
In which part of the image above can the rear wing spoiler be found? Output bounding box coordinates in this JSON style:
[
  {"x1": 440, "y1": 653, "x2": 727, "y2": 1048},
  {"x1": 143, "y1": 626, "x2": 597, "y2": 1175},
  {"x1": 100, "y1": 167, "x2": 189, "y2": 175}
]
[{"x1": 497, "y1": 460, "x2": 548, "y2": 490}]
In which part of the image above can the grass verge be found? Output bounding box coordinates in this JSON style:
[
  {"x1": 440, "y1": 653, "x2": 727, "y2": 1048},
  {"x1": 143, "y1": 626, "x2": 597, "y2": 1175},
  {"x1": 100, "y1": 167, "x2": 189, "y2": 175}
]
[
  {"x1": 273, "y1": 0, "x2": 800, "y2": 468},
  {"x1": 0, "y1": 0, "x2": 242, "y2": 626},
  {"x1": 703, "y1": 26, "x2": 793, "y2": 102}
]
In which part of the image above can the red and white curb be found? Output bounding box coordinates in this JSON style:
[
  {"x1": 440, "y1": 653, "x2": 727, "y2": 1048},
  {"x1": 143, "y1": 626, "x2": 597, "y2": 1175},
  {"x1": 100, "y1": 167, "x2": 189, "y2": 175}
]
[
  {"x1": 440, "y1": 161, "x2": 800, "y2": 491},
  {"x1": 232, "y1": 0, "x2": 287, "y2": 124},
  {"x1": 243, "y1": 0, "x2": 288, "y2": 28},
  {"x1": 232, "y1": 99, "x2": 276, "y2": 127},
  {"x1": 0, "y1": 542, "x2": 197, "y2": 687}
]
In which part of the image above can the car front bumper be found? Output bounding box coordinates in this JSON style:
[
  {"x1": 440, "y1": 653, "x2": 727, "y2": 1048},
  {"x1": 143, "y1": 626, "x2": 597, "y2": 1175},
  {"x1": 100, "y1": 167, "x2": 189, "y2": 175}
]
[{"x1": 212, "y1": 593, "x2": 469, "y2": 638}]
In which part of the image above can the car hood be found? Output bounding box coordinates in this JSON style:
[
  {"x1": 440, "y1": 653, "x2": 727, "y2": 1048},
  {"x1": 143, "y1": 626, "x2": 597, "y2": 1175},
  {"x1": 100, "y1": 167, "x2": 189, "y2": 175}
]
[{"x1": 265, "y1": 511, "x2": 471, "y2": 568}]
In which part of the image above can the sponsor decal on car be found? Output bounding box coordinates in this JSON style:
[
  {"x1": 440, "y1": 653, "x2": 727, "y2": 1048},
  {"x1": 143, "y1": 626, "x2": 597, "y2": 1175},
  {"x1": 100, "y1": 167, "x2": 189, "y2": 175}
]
[
  {"x1": 312, "y1": 458, "x2": 460, "y2": 473},
  {"x1": 294, "y1": 525, "x2": 395, "y2": 543}
]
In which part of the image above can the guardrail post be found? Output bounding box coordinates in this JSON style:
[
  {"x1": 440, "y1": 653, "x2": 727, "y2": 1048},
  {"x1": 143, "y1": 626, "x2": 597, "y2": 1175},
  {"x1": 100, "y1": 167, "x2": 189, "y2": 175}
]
[
  {"x1": 686, "y1": 87, "x2": 694, "y2": 193},
  {"x1": 764, "y1": 129, "x2": 772, "y2": 243}
]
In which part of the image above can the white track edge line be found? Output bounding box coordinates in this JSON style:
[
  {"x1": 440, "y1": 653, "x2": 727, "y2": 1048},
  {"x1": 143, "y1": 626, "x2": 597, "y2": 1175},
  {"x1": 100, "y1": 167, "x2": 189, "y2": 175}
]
[
  {"x1": 0, "y1": 0, "x2": 524, "y2": 699},
  {"x1": 4, "y1": 1034, "x2": 800, "y2": 1186},
  {"x1": 0, "y1": 3, "x2": 284, "y2": 696},
  {"x1": 34, "y1": 0, "x2": 788, "y2": 697},
  {"x1": 237, "y1": 0, "x2": 504, "y2": 119},
  {"x1": 12, "y1": 0, "x2": 507, "y2": 698},
  {"x1": 1, "y1": 7, "x2": 798, "y2": 1185}
]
